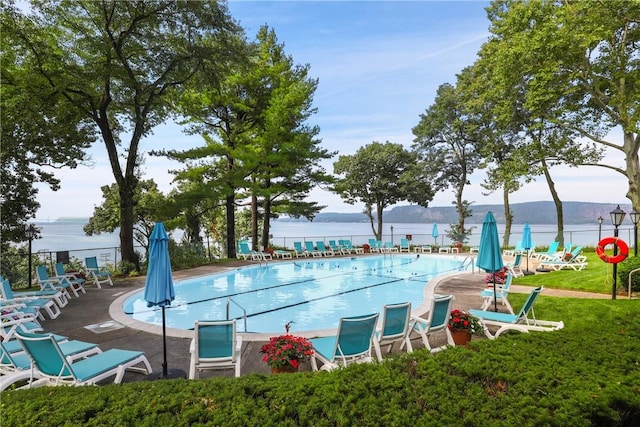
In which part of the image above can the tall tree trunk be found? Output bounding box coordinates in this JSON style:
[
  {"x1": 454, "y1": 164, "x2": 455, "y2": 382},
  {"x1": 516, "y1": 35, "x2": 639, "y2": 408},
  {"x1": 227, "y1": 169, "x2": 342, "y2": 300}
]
[
  {"x1": 262, "y1": 197, "x2": 272, "y2": 250},
  {"x1": 365, "y1": 205, "x2": 377, "y2": 240},
  {"x1": 184, "y1": 209, "x2": 202, "y2": 245},
  {"x1": 502, "y1": 188, "x2": 512, "y2": 247},
  {"x1": 225, "y1": 194, "x2": 236, "y2": 259},
  {"x1": 251, "y1": 192, "x2": 259, "y2": 251},
  {"x1": 624, "y1": 132, "x2": 640, "y2": 211},
  {"x1": 118, "y1": 176, "x2": 140, "y2": 271},
  {"x1": 376, "y1": 203, "x2": 384, "y2": 241},
  {"x1": 541, "y1": 159, "x2": 564, "y2": 246},
  {"x1": 455, "y1": 181, "x2": 465, "y2": 244}
]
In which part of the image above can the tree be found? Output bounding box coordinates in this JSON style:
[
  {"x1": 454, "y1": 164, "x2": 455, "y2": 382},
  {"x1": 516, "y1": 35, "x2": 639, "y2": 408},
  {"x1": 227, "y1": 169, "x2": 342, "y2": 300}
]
[
  {"x1": 0, "y1": 3, "x2": 94, "y2": 249},
  {"x1": 8, "y1": 1, "x2": 242, "y2": 270},
  {"x1": 247, "y1": 27, "x2": 334, "y2": 251},
  {"x1": 333, "y1": 142, "x2": 434, "y2": 240},
  {"x1": 169, "y1": 25, "x2": 332, "y2": 255},
  {"x1": 84, "y1": 179, "x2": 171, "y2": 256},
  {"x1": 412, "y1": 75, "x2": 482, "y2": 246},
  {"x1": 484, "y1": 0, "x2": 640, "y2": 212}
]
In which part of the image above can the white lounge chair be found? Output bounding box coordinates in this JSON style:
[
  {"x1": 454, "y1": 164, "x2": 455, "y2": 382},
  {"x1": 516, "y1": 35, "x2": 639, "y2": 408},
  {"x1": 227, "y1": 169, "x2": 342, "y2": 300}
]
[
  {"x1": 407, "y1": 294, "x2": 455, "y2": 353},
  {"x1": 480, "y1": 272, "x2": 514, "y2": 314},
  {"x1": 505, "y1": 253, "x2": 524, "y2": 278},
  {"x1": 469, "y1": 287, "x2": 564, "y2": 339},
  {"x1": 399, "y1": 238, "x2": 411, "y2": 253},
  {"x1": 310, "y1": 313, "x2": 379, "y2": 371},
  {"x1": 54, "y1": 263, "x2": 86, "y2": 297},
  {"x1": 189, "y1": 319, "x2": 242, "y2": 379},
  {"x1": 373, "y1": 302, "x2": 412, "y2": 361},
  {"x1": 16, "y1": 331, "x2": 152, "y2": 386},
  {"x1": 84, "y1": 257, "x2": 114, "y2": 288},
  {"x1": 538, "y1": 246, "x2": 588, "y2": 271}
]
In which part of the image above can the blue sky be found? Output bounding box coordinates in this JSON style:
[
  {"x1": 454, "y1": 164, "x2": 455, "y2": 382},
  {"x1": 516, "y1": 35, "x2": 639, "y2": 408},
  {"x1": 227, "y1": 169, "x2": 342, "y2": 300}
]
[{"x1": 34, "y1": 0, "x2": 628, "y2": 220}]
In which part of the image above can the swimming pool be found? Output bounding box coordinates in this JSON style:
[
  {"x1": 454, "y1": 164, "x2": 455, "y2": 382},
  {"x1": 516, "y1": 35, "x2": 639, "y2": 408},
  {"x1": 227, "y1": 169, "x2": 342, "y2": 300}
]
[{"x1": 121, "y1": 254, "x2": 470, "y2": 334}]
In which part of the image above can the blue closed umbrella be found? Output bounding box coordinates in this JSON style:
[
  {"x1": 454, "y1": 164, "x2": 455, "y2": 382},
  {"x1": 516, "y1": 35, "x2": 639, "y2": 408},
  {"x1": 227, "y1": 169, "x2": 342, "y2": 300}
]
[
  {"x1": 522, "y1": 223, "x2": 533, "y2": 274},
  {"x1": 476, "y1": 212, "x2": 504, "y2": 311},
  {"x1": 144, "y1": 222, "x2": 177, "y2": 378},
  {"x1": 432, "y1": 224, "x2": 439, "y2": 246}
]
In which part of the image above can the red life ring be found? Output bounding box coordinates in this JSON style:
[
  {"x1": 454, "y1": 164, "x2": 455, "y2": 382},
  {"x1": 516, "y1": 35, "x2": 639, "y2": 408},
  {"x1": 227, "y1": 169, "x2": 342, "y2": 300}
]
[{"x1": 596, "y1": 237, "x2": 629, "y2": 264}]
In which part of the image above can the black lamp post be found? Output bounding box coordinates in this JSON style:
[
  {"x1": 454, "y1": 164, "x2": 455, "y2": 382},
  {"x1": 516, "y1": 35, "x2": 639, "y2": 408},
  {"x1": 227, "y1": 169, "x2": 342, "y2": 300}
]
[
  {"x1": 25, "y1": 224, "x2": 38, "y2": 287},
  {"x1": 610, "y1": 205, "x2": 626, "y2": 300},
  {"x1": 630, "y1": 210, "x2": 640, "y2": 258},
  {"x1": 390, "y1": 226, "x2": 394, "y2": 245},
  {"x1": 597, "y1": 216, "x2": 604, "y2": 241}
]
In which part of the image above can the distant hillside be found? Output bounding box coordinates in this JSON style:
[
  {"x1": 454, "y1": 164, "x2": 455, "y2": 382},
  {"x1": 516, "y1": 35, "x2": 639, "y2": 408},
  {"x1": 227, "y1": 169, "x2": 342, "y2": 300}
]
[{"x1": 295, "y1": 201, "x2": 633, "y2": 225}]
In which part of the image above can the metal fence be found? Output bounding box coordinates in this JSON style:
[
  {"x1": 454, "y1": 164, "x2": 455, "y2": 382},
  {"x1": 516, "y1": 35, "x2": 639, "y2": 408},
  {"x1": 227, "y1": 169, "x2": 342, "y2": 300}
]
[{"x1": 32, "y1": 225, "x2": 637, "y2": 267}]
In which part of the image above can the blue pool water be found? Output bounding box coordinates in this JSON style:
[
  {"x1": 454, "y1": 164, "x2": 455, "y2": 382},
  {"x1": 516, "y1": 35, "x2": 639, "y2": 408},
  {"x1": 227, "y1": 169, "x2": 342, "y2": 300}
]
[{"x1": 122, "y1": 254, "x2": 469, "y2": 334}]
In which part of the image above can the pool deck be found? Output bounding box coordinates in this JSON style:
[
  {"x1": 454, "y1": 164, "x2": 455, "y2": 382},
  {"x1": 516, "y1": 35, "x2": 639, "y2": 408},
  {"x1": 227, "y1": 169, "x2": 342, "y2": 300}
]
[{"x1": 31, "y1": 256, "x2": 606, "y2": 382}]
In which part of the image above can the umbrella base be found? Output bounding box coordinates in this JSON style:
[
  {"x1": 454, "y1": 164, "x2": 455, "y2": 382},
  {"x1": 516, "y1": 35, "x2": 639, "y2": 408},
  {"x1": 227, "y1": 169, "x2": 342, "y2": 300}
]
[
  {"x1": 523, "y1": 271, "x2": 535, "y2": 276},
  {"x1": 145, "y1": 368, "x2": 187, "y2": 381}
]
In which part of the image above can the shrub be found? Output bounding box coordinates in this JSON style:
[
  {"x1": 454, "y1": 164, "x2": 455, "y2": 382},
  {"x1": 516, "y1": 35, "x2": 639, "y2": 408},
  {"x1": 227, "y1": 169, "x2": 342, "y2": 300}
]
[{"x1": 618, "y1": 255, "x2": 640, "y2": 292}]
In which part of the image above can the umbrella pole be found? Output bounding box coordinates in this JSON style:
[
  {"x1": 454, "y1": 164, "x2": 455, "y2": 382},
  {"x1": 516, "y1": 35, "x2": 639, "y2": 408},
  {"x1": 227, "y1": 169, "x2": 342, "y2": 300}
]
[
  {"x1": 493, "y1": 272, "x2": 498, "y2": 312},
  {"x1": 162, "y1": 306, "x2": 168, "y2": 378}
]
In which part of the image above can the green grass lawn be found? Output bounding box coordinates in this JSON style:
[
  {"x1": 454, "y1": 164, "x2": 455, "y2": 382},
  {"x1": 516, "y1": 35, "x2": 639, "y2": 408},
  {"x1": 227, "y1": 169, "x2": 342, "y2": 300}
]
[{"x1": 514, "y1": 252, "x2": 628, "y2": 294}]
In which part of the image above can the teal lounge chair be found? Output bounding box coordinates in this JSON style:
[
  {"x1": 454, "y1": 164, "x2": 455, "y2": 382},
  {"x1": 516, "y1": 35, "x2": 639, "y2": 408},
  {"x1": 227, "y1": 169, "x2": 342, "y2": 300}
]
[
  {"x1": 1, "y1": 278, "x2": 62, "y2": 320},
  {"x1": 310, "y1": 313, "x2": 379, "y2": 371},
  {"x1": 189, "y1": 319, "x2": 242, "y2": 379},
  {"x1": 408, "y1": 294, "x2": 455, "y2": 353},
  {"x1": 0, "y1": 307, "x2": 44, "y2": 341},
  {"x1": 0, "y1": 274, "x2": 68, "y2": 306},
  {"x1": 368, "y1": 239, "x2": 383, "y2": 253},
  {"x1": 480, "y1": 272, "x2": 514, "y2": 314},
  {"x1": 373, "y1": 302, "x2": 412, "y2": 361},
  {"x1": 382, "y1": 242, "x2": 398, "y2": 253},
  {"x1": 469, "y1": 287, "x2": 564, "y2": 339},
  {"x1": 531, "y1": 241, "x2": 560, "y2": 260},
  {"x1": 54, "y1": 263, "x2": 86, "y2": 297},
  {"x1": 304, "y1": 241, "x2": 322, "y2": 257},
  {"x1": 399, "y1": 238, "x2": 410, "y2": 253},
  {"x1": 293, "y1": 241, "x2": 308, "y2": 257},
  {"x1": 84, "y1": 257, "x2": 114, "y2": 288},
  {"x1": 35, "y1": 265, "x2": 73, "y2": 300},
  {"x1": 236, "y1": 241, "x2": 253, "y2": 260},
  {"x1": 237, "y1": 241, "x2": 272, "y2": 261},
  {"x1": 341, "y1": 240, "x2": 363, "y2": 254},
  {"x1": 328, "y1": 240, "x2": 345, "y2": 255},
  {"x1": 538, "y1": 246, "x2": 588, "y2": 271},
  {"x1": 16, "y1": 331, "x2": 152, "y2": 386},
  {"x1": 316, "y1": 241, "x2": 334, "y2": 256},
  {"x1": 502, "y1": 240, "x2": 523, "y2": 257},
  {"x1": 505, "y1": 253, "x2": 524, "y2": 277},
  {"x1": 0, "y1": 335, "x2": 101, "y2": 391}
]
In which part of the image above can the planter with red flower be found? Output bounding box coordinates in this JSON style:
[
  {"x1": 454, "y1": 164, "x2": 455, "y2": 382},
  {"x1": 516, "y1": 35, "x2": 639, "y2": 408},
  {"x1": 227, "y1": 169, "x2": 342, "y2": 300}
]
[
  {"x1": 448, "y1": 309, "x2": 482, "y2": 346},
  {"x1": 260, "y1": 322, "x2": 314, "y2": 373},
  {"x1": 485, "y1": 266, "x2": 509, "y2": 287}
]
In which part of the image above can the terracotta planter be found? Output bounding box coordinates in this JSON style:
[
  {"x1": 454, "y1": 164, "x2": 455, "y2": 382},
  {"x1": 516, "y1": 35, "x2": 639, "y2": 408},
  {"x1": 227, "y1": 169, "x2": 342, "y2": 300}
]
[
  {"x1": 451, "y1": 329, "x2": 472, "y2": 346},
  {"x1": 271, "y1": 365, "x2": 299, "y2": 374}
]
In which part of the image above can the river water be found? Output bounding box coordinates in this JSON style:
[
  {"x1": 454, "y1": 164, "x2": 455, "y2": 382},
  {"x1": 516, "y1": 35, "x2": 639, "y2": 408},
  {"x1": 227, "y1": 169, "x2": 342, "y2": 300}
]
[{"x1": 28, "y1": 218, "x2": 634, "y2": 258}]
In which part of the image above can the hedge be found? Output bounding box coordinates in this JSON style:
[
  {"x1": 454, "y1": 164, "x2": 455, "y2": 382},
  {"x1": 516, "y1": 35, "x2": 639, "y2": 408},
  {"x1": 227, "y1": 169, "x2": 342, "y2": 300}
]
[{"x1": 2, "y1": 299, "x2": 639, "y2": 426}]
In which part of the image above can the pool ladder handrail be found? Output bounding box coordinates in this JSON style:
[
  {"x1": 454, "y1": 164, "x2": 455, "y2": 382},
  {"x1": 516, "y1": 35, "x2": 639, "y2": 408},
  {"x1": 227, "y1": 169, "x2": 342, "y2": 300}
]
[
  {"x1": 460, "y1": 255, "x2": 475, "y2": 273},
  {"x1": 629, "y1": 267, "x2": 640, "y2": 299},
  {"x1": 226, "y1": 297, "x2": 248, "y2": 332}
]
